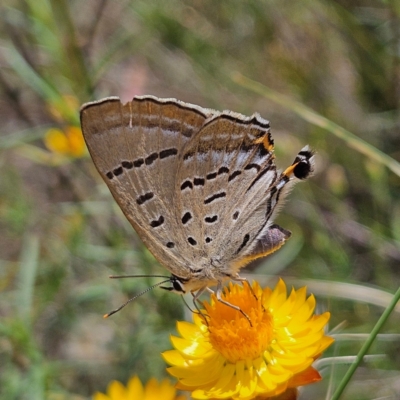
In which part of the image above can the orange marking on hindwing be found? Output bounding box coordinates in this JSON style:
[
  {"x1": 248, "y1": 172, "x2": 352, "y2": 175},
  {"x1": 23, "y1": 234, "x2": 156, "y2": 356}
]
[
  {"x1": 254, "y1": 134, "x2": 274, "y2": 152},
  {"x1": 283, "y1": 163, "x2": 298, "y2": 177}
]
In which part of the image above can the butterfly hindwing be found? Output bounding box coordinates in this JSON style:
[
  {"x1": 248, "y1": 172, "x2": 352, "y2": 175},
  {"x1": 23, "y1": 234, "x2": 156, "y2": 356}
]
[{"x1": 174, "y1": 111, "x2": 277, "y2": 266}]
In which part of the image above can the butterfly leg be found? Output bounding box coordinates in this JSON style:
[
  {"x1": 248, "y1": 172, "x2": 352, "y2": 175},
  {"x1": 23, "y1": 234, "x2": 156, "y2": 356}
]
[
  {"x1": 231, "y1": 275, "x2": 258, "y2": 300},
  {"x1": 231, "y1": 274, "x2": 266, "y2": 312},
  {"x1": 214, "y1": 282, "x2": 253, "y2": 326},
  {"x1": 191, "y1": 288, "x2": 210, "y2": 325}
]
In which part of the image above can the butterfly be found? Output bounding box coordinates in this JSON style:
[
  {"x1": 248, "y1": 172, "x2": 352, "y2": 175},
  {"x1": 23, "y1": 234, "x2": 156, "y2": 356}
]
[{"x1": 80, "y1": 95, "x2": 314, "y2": 308}]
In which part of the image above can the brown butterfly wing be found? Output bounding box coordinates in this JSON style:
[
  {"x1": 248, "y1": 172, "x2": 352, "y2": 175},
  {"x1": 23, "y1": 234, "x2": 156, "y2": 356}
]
[{"x1": 80, "y1": 96, "x2": 214, "y2": 278}]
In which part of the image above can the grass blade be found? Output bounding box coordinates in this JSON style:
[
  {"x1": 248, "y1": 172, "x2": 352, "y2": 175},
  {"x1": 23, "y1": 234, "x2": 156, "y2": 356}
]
[
  {"x1": 232, "y1": 73, "x2": 400, "y2": 177},
  {"x1": 17, "y1": 235, "x2": 40, "y2": 324},
  {"x1": 331, "y1": 285, "x2": 400, "y2": 399}
]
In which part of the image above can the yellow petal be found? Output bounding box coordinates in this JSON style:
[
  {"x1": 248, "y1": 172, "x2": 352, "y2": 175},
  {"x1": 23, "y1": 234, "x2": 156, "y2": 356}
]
[
  {"x1": 126, "y1": 375, "x2": 144, "y2": 398},
  {"x1": 170, "y1": 335, "x2": 212, "y2": 358},
  {"x1": 162, "y1": 349, "x2": 190, "y2": 367},
  {"x1": 144, "y1": 378, "x2": 174, "y2": 400},
  {"x1": 108, "y1": 380, "x2": 127, "y2": 399},
  {"x1": 275, "y1": 288, "x2": 297, "y2": 318},
  {"x1": 177, "y1": 320, "x2": 203, "y2": 340},
  {"x1": 268, "y1": 279, "x2": 287, "y2": 311},
  {"x1": 291, "y1": 286, "x2": 307, "y2": 313},
  {"x1": 171, "y1": 354, "x2": 225, "y2": 386},
  {"x1": 237, "y1": 361, "x2": 257, "y2": 399}
]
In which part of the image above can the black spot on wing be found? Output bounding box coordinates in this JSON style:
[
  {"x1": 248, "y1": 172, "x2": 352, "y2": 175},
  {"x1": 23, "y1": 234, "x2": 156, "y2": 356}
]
[
  {"x1": 193, "y1": 177, "x2": 205, "y2": 186},
  {"x1": 122, "y1": 161, "x2": 134, "y2": 169},
  {"x1": 218, "y1": 166, "x2": 229, "y2": 175},
  {"x1": 204, "y1": 215, "x2": 218, "y2": 223},
  {"x1": 236, "y1": 234, "x2": 250, "y2": 254},
  {"x1": 133, "y1": 158, "x2": 144, "y2": 168},
  {"x1": 204, "y1": 191, "x2": 226, "y2": 205},
  {"x1": 160, "y1": 148, "x2": 178, "y2": 159},
  {"x1": 150, "y1": 215, "x2": 164, "y2": 228},
  {"x1": 228, "y1": 170, "x2": 241, "y2": 182},
  {"x1": 294, "y1": 161, "x2": 312, "y2": 179},
  {"x1": 181, "y1": 180, "x2": 193, "y2": 191},
  {"x1": 113, "y1": 166, "x2": 123, "y2": 176},
  {"x1": 108, "y1": 149, "x2": 176, "y2": 179},
  {"x1": 206, "y1": 172, "x2": 217, "y2": 180},
  {"x1": 136, "y1": 192, "x2": 154, "y2": 205},
  {"x1": 182, "y1": 212, "x2": 192, "y2": 224},
  {"x1": 145, "y1": 152, "x2": 159, "y2": 165},
  {"x1": 245, "y1": 163, "x2": 261, "y2": 172},
  {"x1": 188, "y1": 237, "x2": 197, "y2": 246},
  {"x1": 166, "y1": 242, "x2": 175, "y2": 248},
  {"x1": 291, "y1": 148, "x2": 314, "y2": 179}
]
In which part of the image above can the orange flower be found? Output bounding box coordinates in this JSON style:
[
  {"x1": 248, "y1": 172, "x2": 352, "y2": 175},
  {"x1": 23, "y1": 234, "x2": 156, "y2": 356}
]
[{"x1": 44, "y1": 126, "x2": 86, "y2": 158}]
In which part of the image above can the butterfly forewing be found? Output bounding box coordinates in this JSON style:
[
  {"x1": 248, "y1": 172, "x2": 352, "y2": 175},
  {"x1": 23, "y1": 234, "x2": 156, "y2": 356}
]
[{"x1": 81, "y1": 96, "x2": 212, "y2": 275}]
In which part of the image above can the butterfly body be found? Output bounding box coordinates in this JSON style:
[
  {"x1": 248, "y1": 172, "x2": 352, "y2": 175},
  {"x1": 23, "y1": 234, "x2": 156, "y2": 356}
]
[{"x1": 80, "y1": 95, "x2": 314, "y2": 295}]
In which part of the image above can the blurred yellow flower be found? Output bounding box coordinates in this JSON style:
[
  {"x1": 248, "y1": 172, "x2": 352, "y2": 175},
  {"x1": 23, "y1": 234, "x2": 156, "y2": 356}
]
[
  {"x1": 44, "y1": 126, "x2": 86, "y2": 158},
  {"x1": 93, "y1": 375, "x2": 187, "y2": 400},
  {"x1": 47, "y1": 94, "x2": 79, "y2": 123},
  {"x1": 163, "y1": 279, "x2": 333, "y2": 400}
]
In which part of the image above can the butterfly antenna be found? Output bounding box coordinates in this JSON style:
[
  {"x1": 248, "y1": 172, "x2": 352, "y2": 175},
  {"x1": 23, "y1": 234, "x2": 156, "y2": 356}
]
[
  {"x1": 109, "y1": 274, "x2": 171, "y2": 279},
  {"x1": 103, "y1": 278, "x2": 172, "y2": 318}
]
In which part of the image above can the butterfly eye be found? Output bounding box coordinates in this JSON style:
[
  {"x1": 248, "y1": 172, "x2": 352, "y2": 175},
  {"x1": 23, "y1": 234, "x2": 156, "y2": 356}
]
[{"x1": 172, "y1": 278, "x2": 186, "y2": 293}]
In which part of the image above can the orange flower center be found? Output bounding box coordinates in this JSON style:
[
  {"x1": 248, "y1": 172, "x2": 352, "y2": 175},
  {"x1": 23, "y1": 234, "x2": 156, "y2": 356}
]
[{"x1": 204, "y1": 284, "x2": 273, "y2": 363}]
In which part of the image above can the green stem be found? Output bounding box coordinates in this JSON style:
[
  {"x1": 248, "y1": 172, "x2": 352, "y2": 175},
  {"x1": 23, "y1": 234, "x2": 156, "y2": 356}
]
[{"x1": 331, "y1": 285, "x2": 400, "y2": 399}]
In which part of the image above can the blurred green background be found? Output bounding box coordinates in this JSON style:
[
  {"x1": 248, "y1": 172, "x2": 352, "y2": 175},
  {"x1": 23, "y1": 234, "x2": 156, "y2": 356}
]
[{"x1": 1, "y1": 0, "x2": 400, "y2": 399}]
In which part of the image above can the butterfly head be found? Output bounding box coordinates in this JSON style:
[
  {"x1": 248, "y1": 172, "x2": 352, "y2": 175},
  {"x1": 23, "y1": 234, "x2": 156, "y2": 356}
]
[
  {"x1": 160, "y1": 270, "x2": 224, "y2": 294},
  {"x1": 160, "y1": 274, "x2": 189, "y2": 293}
]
